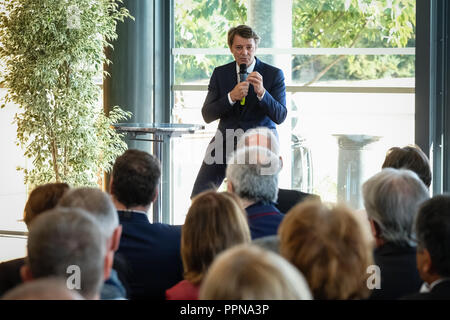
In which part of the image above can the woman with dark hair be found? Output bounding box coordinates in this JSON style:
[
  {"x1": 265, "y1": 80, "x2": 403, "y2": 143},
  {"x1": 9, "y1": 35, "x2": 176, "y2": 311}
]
[
  {"x1": 0, "y1": 182, "x2": 70, "y2": 296},
  {"x1": 382, "y1": 145, "x2": 432, "y2": 188}
]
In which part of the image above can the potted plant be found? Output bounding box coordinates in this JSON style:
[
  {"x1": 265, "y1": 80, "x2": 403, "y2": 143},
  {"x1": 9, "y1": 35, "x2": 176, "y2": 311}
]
[{"x1": 0, "y1": 0, "x2": 133, "y2": 187}]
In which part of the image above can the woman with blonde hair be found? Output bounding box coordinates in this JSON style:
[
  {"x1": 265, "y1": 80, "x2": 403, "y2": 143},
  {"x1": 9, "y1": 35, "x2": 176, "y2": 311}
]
[
  {"x1": 199, "y1": 244, "x2": 312, "y2": 300},
  {"x1": 166, "y1": 191, "x2": 251, "y2": 300},
  {"x1": 279, "y1": 200, "x2": 373, "y2": 300}
]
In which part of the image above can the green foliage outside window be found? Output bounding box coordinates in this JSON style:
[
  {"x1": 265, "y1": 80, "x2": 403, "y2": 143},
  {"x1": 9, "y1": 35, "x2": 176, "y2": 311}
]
[
  {"x1": 175, "y1": 0, "x2": 247, "y2": 83},
  {"x1": 292, "y1": 0, "x2": 415, "y2": 84},
  {"x1": 0, "y1": 0, "x2": 133, "y2": 188},
  {"x1": 175, "y1": 0, "x2": 415, "y2": 85}
]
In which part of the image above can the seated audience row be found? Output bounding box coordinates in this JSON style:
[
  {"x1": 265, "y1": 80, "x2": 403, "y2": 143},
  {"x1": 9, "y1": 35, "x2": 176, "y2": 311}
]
[{"x1": 2, "y1": 136, "x2": 449, "y2": 300}]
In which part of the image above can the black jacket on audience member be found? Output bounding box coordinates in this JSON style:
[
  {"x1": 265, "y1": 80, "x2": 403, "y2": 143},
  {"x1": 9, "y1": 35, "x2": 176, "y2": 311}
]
[
  {"x1": 369, "y1": 242, "x2": 422, "y2": 300},
  {"x1": 0, "y1": 257, "x2": 24, "y2": 296},
  {"x1": 402, "y1": 280, "x2": 450, "y2": 300},
  {"x1": 276, "y1": 188, "x2": 320, "y2": 214},
  {"x1": 116, "y1": 210, "x2": 184, "y2": 300}
]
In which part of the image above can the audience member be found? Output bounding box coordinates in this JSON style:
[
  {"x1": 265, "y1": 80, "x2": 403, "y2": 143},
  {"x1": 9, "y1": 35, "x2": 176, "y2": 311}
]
[
  {"x1": 20, "y1": 207, "x2": 107, "y2": 299},
  {"x1": 237, "y1": 127, "x2": 319, "y2": 213},
  {"x1": 362, "y1": 168, "x2": 430, "y2": 299},
  {"x1": 252, "y1": 234, "x2": 280, "y2": 253},
  {"x1": 403, "y1": 195, "x2": 450, "y2": 299},
  {"x1": 382, "y1": 145, "x2": 432, "y2": 188},
  {"x1": 1, "y1": 277, "x2": 84, "y2": 300},
  {"x1": 23, "y1": 183, "x2": 70, "y2": 227},
  {"x1": 58, "y1": 187, "x2": 127, "y2": 299},
  {"x1": 0, "y1": 183, "x2": 69, "y2": 296},
  {"x1": 110, "y1": 149, "x2": 183, "y2": 300},
  {"x1": 226, "y1": 146, "x2": 284, "y2": 239},
  {"x1": 279, "y1": 200, "x2": 373, "y2": 299},
  {"x1": 166, "y1": 191, "x2": 251, "y2": 300},
  {"x1": 199, "y1": 244, "x2": 312, "y2": 300}
]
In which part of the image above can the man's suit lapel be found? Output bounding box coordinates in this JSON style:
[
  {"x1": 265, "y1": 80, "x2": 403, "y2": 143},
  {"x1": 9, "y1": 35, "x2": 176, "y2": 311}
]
[{"x1": 225, "y1": 61, "x2": 237, "y2": 92}]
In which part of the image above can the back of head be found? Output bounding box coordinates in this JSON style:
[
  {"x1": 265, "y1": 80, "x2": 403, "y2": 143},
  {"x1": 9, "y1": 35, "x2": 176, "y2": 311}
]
[
  {"x1": 58, "y1": 187, "x2": 118, "y2": 239},
  {"x1": 182, "y1": 191, "x2": 251, "y2": 285},
  {"x1": 111, "y1": 149, "x2": 161, "y2": 208},
  {"x1": 2, "y1": 277, "x2": 84, "y2": 300},
  {"x1": 415, "y1": 194, "x2": 450, "y2": 277},
  {"x1": 226, "y1": 147, "x2": 281, "y2": 203},
  {"x1": 23, "y1": 183, "x2": 70, "y2": 228},
  {"x1": 237, "y1": 127, "x2": 280, "y2": 155},
  {"x1": 199, "y1": 244, "x2": 312, "y2": 300},
  {"x1": 26, "y1": 207, "x2": 106, "y2": 299},
  {"x1": 278, "y1": 200, "x2": 372, "y2": 299},
  {"x1": 382, "y1": 145, "x2": 432, "y2": 188},
  {"x1": 362, "y1": 168, "x2": 430, "y2": 246},
  {"x1": 227, "y1": 25, "x2": 260, "y2": 48}
]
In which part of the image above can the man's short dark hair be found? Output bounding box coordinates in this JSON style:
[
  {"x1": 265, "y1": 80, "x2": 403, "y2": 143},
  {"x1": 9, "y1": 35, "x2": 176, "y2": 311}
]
[
  {"x1": 415, "y1": 194, "x2": 450, "y2": 277},
  {"x1": 227, "y1": 25, "x2": 260, "y2": 48},
  {"x1": 111, "y1": 149, "x2": 161, "y2": 208}
]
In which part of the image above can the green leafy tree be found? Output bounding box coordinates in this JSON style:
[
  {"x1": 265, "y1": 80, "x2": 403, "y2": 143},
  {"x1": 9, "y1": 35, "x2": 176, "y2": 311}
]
[
  {"x1": 0, "y1": 0, "x2": 133, "y2": 187},
  {"x1": 174, "y1": 0, "x2": 415, "y2": 85},
  {"x1": 174, "y1": 0, "x2": 247, "y2": 83},
  {"x1": 292, "y1": 0, "x2": 415, "y2": 84}
]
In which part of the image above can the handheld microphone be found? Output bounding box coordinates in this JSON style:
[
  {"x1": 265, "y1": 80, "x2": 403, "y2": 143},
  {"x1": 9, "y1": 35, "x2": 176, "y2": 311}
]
[{"x1": 239, "y1": 63, "x2": 247, "y2": 106}]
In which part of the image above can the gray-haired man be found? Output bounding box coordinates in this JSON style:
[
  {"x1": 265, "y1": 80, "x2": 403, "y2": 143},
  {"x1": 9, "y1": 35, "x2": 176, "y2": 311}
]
[
  {"x1": 20, "y1": 207, "x2": 108, "y2": 299},
  {"x1": 226, "y1": 146, "x2": 284, "y2": 239},
  {"x1": 58, "y1": 187, "x2": 127, "y2": 299},
  {"x1": 362, "y1": 168, "x2": 430, "y2": 299}
]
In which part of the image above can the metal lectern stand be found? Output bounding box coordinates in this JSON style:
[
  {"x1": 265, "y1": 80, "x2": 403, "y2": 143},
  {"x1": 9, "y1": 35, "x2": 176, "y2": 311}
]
[{"x1": 114, "y1": 123, "x2": 205, "y2": 223}]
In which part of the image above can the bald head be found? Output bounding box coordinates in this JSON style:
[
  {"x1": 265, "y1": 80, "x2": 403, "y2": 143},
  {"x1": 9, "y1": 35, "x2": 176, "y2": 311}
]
[{"x1": 2, "y1": 277, "x2": 84, "y2": 300}]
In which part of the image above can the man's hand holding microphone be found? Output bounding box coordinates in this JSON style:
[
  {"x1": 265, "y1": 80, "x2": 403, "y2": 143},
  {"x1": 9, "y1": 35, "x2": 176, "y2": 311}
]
[{"x1": 229, "y1": 63, "x2": 265, "y2": 106}]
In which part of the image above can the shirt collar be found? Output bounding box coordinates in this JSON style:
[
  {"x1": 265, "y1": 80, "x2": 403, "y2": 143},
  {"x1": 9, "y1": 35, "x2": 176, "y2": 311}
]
[
  {"x1": 420, "y1": 278, "x2": 450, "y2": 293},
  {"x1": 235, "y1": 58, "x2": 256, "y2": 74}
]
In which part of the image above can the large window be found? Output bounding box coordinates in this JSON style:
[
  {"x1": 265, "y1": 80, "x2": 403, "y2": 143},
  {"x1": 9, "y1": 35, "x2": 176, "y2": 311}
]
[{"x1": 171, "y1": 0, "x2": 416, "y2": 224}]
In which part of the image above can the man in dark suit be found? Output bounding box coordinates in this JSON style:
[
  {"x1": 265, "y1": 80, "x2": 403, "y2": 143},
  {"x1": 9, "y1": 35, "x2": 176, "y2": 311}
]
[
  {"x1": 362, "y1": 168, "x2": 430, "y2": 300},
  {"x1": 110, "y1": 149, "x2": 183, "y2": 300},
  {"x1": 191, "y1": 25, "x2": 287, "y2": 198},
  {"x1": 403, "y1": 195, "x2": 450, "y2": 300}
]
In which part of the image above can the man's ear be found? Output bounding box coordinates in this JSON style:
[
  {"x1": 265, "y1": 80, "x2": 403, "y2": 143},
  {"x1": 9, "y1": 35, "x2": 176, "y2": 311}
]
[
  {"x1": 103, "y1": 251, "x2": 113, "y2": 281},
  {"x1": 419, "y1": 248, "x2": 432, "y2": 275},
  {"x1": 152, "y1": 188, "x2": 159, "y2": 203},
  {"x1": 279, "y1": 156, "x2": 284, "y2": 171},
  {"x1": 109, "y1": 176, "x2": 114, "y2": 195},
  {"x1": 20, "y1": 264, "x2": 33, "y2": 282},
  {"x1": 111, "y1": 225, "x2": 122, "y2": 252},
  {"x1": 369, "y1": 219, "x2": 382, "y2": 239},
  {"x1": 227, "y1": 180, "x2": 234, "y2": 193}
]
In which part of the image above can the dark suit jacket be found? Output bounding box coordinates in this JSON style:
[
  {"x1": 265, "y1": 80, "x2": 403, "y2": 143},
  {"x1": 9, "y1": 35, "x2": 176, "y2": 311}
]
[
  {"x1": 246, "y1": 202, "x2": 284, "y2": 240},
  {"x1": 0, "y1": 257, "x2": 24, "y2": 296},
  {"x1": 369, "y1": 242, "x2": 422, "y2": 300},
  {"x1": 402, "y1": 280, "x2": 450, "y2": 300},
  {"x1": 191, "y1": 57, "x2": 287, "y2": 198},
  {"x1": 116, "y1": 210, "x2": 184, "y2": 300},
  {"x1": 202, "y1": 57, "x2": 287, "y2": 134},
  {"x1": 276, "y1": 188, "x2": 320, "y2": 214}
]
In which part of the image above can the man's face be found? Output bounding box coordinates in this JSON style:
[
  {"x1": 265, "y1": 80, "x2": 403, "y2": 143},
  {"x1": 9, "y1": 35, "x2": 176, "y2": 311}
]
[{"x1": 230, "y1": 34, "x2": 256, "y2": 67}]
